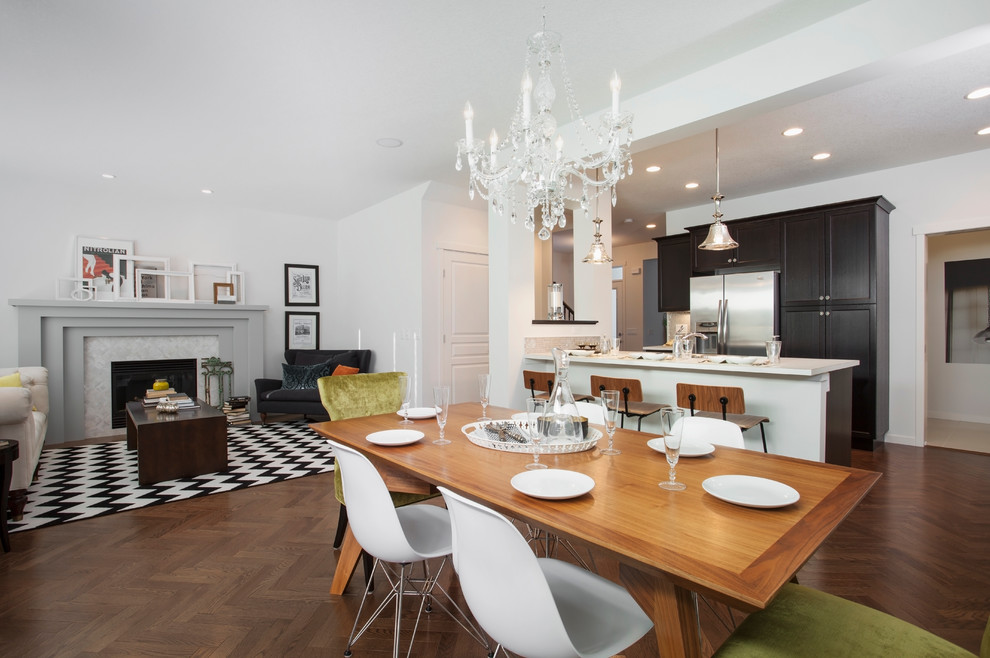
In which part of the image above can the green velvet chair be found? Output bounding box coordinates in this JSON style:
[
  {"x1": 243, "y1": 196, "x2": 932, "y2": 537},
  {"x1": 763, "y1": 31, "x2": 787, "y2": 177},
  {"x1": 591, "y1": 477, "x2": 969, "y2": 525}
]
[
  {"x1": 317, "y1": 372, "x2": 438, "y2": 585},
  {"x1": 713, "y1": 583, "x2": 990, "y2": 657}
]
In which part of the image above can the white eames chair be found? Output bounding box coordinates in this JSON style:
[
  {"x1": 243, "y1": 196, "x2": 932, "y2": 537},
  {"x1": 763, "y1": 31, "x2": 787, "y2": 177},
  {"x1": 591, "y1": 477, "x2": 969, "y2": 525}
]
[
  {"x1": 328, "y1": 441, "x2": 490, "y2": 658},
  {"x1": 439, "y1": 486, "x2": 654, "y2": 658},
  {"x1": 575, "y1": 400, "x2": 606, "y2": 426},
  {"x1": 673, "y1": 415, "x2": 745, "y2": 449}
]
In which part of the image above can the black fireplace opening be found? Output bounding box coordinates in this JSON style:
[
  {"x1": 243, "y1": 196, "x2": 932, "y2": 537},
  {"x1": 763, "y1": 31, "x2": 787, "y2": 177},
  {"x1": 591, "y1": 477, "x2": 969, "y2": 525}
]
[{"x1": 111, "y1": 358, "x2": 198, "y2": 428}]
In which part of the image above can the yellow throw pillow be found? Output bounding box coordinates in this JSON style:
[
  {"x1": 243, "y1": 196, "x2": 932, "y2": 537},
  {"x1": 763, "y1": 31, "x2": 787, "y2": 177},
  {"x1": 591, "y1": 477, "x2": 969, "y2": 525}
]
[{"x1": 0, "y1": 372, "x2": 23, "y2": 388}]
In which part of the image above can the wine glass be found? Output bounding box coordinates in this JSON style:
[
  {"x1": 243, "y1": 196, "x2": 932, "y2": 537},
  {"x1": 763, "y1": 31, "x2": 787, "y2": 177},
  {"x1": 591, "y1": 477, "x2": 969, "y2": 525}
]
[
  {"x1": 599, "y1": 390, "x2": 621, "y2": 455},
  {"x1": 397, "y1": 375, "x2": 412, "y2": 425},
  {"x1": 478, "y1": 373, "x2": 491, "y2": 420},
  {"x1": 524, "y1": 397, "x2": 548, "y2": 470},
  {"x1": 659, "y1": 407, "x2": 686, "y2": 491},
  {"x1": 433, "y1": 385, "x2": 451, "y2": 445}
]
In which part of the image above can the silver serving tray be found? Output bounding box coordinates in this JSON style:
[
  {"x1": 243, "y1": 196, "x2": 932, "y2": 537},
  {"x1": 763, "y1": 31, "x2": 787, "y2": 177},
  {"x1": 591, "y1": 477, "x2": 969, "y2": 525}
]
[{"x1": 460, "y1": 420, "x2": 600, "y2": 454}]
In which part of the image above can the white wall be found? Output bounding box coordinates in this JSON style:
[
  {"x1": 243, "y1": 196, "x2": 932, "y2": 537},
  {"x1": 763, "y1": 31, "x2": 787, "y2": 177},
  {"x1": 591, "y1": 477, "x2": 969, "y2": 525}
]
[
  {"x1": 420, "y1": 182, "x2": 489, "y2": 400},
  {"x1": 668, "y1": 148, "x2": 990, "y2": 446},
  {"x1": 926, "y1": 229, "x2": 990, "y2": 423},
  {"x1": 0, "y1": 170, "x2": 338, "y2": 385}
]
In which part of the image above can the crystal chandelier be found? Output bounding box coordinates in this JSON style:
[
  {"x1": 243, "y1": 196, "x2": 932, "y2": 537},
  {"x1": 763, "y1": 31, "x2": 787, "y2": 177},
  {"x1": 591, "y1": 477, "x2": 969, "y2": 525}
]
[
  {"x1": 698, "y1": 128, "x2": 738, "y2": 250},
  {"x1": 455, "y1": 18, "x2": 634, "y2": 240}
]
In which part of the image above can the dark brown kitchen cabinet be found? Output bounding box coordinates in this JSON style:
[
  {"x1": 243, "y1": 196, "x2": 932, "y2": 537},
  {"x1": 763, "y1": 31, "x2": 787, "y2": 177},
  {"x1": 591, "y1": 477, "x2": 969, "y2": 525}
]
[
  {"x1": 779, "y1": 196, "x2": 893, "y2": 450},
  {"x1": 690, "y1": 217, "x2": 780, "y2": 274},
  {"x1": 654, "y1": 234, "x2": 690, "y2": 311}
]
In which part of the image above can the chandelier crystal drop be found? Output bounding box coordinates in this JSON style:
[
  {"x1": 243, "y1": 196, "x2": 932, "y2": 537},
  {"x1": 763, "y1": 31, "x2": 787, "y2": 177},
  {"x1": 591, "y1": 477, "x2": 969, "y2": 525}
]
[{"x1": 455, "y1": 21, "x2": 634, "y2": 240}]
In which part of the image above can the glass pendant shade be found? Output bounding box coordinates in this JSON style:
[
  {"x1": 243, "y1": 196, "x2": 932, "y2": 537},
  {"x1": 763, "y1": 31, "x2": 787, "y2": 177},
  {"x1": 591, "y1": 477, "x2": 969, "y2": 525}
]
[
  {"x1": 698, "y1": 128, "x2": 739, "y2": 251},
  {"x1": 582, "y1": 217, "x2": 612, "y2": 263},
  {"x1": 698, "y1": 218, "x2": 738, "y2": 250}
]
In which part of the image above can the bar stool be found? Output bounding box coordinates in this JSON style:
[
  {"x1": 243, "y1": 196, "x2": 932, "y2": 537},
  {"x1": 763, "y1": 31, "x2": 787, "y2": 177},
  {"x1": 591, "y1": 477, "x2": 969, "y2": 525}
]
[
  {"x1": 676, "y1": 382, "x2": 770, "y2": 452},
  {"x1": 523, "y1": 369, "x2": 593, "y2": 402},
  {"x1": 590, "y1": 375, "x2": 667, "y2": 430}
]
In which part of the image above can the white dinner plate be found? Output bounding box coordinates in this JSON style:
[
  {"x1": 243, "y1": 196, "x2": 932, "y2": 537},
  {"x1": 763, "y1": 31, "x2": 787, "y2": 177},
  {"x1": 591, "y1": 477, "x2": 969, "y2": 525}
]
[
  {"x1": 647, "y1": 437, "x2": 715, "y2": 457},
  {"x1": 725, "y1": 356, "x2": 760, "y2": 365},
  {"x1": 568, "y1": 349, "x2": 596, "y2": 356},
  {"x1": 365, "y1": 429, "x2": 424, "y2": 446},
  {"x1": 399, "y1": 407, "x2": 438, "y2": 420},
  {"x1": 702, "y1": 475, "x2": 800, "y2": 508},
  {"x1": 510, "y1": 469, "x2": 595, "y2": 500}
]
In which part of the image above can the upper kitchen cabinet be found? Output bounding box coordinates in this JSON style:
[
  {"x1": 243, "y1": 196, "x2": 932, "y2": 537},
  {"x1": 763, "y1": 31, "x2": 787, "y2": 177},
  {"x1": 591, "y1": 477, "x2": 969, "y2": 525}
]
[
  {"x1": 780, "y1": 197, "x2": 894, "y2": 306},
  {"x1": 689, "y1": 217, "x2": 780, "y2": 274},
  {"x1": 654, "y1": 234, "x2": 691, "y2": 311}
]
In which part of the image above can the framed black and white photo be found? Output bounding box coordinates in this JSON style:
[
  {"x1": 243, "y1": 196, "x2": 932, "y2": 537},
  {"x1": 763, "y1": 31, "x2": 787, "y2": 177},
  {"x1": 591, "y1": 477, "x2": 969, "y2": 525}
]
[
  {"x1": 286, "y1": 311, "x2": 320, "y2": 350},
  {"x1": 284, "y1": 263, "x2": 319, "y2": 306}
]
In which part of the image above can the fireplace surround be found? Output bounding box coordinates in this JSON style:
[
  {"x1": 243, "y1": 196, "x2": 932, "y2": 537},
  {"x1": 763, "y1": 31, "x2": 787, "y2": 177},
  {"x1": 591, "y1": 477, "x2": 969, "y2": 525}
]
[{"x1": 11, "y1": 299, "x2": 267, "y2": 444}]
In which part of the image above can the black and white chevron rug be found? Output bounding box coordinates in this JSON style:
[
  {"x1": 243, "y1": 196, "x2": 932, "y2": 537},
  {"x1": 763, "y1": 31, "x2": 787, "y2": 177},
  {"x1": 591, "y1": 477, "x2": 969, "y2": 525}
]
[{"x1": 9, "y1": 421, "x2": 334, "y2": 533}]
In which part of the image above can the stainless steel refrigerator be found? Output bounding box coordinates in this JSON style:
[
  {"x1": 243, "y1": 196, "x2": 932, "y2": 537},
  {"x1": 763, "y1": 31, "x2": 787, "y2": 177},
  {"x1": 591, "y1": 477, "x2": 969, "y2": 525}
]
[{"x1": 689, "y1": 271, "x2": 778, "y2": 356}]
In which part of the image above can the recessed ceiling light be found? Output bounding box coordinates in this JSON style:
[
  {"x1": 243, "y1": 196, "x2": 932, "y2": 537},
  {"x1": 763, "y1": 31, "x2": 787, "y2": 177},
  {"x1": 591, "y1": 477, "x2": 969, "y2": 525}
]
[
  {"x1": 782, "y1": 127, "x2": 803, "y2": 137},
  {"x1": 376, "y1": 137, "x2": 404, "y2": 148},
  {"x1": 812, "y1": 153, "x2": 831, "y2": 161},
  {"x1": 965, "y1": 87, "x2": 990, "y2": 100},
  {"x1": 645, "y1": 165, "x2": 661, "y2": 173},
  {"x1": 101, "y1": 173, "x2": 116, "y2": 179},
  {"x1": 646, "y1": 223, "x2": 657, "y2": 229},
  {"x1": 685, "y1": 182, "x2": 699, "y2": 189},
  {"x1": 624, "y1": 218, "x2": 634, "y2": 223},
  {"x1": 978, "y1": 126, "x2": 990, "y2": 136},
  {"x1": 201, "y1": 189, "x2": 214, "y2": 195}
]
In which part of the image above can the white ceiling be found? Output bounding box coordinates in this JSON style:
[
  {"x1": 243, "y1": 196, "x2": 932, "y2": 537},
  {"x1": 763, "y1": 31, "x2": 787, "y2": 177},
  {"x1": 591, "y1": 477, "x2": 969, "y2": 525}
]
[{"x1": 2, "y1": 1, "x2": 989, "y2": 246}]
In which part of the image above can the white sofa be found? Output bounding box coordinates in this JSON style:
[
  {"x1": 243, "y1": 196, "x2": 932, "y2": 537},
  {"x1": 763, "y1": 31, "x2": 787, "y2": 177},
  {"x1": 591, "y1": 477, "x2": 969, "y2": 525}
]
[{"x1": 0, "y1": 367, "x2": 48, "y2": 520}]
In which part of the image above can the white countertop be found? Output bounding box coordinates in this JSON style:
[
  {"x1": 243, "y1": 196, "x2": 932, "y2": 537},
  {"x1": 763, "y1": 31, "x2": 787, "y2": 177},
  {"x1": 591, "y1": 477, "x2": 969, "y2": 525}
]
[{"x1": 524, "y1": 352, "x2": 858, "y2": 377}]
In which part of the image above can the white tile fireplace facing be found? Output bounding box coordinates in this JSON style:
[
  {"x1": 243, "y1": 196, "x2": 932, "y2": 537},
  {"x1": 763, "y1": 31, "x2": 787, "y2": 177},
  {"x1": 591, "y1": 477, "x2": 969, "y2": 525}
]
[{"x1": 11, "y1": 299, "x2": 268, "y2": 444}]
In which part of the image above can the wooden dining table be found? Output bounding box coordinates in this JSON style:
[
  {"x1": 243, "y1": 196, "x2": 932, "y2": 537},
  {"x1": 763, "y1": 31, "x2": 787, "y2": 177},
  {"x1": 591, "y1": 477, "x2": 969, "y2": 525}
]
[{"x1": 311, "y1": 402, "x2": 879, "y2": 657}]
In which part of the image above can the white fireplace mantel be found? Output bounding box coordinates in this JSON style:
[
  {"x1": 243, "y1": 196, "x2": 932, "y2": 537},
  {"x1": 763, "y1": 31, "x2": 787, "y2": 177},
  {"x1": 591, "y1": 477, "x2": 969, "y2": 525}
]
[{"x1": 11, "y1": 299, "x2": 268, "y2": 444}]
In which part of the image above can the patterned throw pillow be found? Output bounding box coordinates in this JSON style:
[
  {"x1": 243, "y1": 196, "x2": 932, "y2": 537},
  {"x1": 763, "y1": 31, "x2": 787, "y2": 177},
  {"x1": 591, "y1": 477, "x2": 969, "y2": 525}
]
[{"x1": 281, "y1": 361, "x2": 331, "y2": 389}]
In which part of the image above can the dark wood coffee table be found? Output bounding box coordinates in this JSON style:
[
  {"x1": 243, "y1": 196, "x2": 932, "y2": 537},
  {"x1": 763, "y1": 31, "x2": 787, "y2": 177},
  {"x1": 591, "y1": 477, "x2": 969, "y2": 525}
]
[
  {"x1": 126, "y1": 400, "x2": 228, "y2": 485},
  {"x1": 1, "y1": 439, "x2": 19, "y2": 552}
]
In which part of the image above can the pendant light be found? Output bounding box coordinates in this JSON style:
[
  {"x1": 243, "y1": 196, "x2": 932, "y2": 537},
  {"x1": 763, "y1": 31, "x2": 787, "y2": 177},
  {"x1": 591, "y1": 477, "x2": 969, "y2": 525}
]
[
  {"x1": 583, "y1": 170, "x2": 613, "y2": 263},
  {"x1": 698, "y1": 128, "x2": 738, "y2": 251}
]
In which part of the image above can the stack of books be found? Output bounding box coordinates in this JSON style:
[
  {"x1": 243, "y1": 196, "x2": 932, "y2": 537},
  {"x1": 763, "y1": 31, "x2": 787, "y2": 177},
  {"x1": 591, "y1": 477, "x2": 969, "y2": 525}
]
[
  {"x1": 142, "y1": 390, "x2": 194, "y2": 407},
  {"x1": 222, "y1": 396, "x2": 251, "y2": 426}
]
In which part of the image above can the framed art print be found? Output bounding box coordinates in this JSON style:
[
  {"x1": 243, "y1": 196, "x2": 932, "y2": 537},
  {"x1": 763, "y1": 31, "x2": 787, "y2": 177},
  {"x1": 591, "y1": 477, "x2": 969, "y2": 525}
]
[
  {"x1": 75, "y1": 236, "x2": 133, "y2": 300},
  {"x1": 285, "y1": 263, "x2": 319, "y2": 306},
  {"x1": 286, "y1": 311, "x2": 320, "y2": 350}
]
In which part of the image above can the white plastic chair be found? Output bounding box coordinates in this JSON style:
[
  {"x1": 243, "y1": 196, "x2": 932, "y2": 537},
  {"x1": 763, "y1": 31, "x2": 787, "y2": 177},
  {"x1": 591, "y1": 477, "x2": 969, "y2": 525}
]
[
  {"x1": 328, "y1": 441, "x2": 490, "y2": 658},
  {"x1": 575, "y1": 400, "x2": 606, "y2": 425},
  {"x1": 673, "y1": 415, "x2": 745, "y2": 448},
  {"x1": 439, "y1": 486, "x2": 654, "y2": 658}
]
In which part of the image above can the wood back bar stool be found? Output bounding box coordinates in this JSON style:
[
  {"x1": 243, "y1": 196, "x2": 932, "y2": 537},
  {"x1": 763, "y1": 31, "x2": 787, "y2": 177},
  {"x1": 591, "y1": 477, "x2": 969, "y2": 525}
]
[
  {"x1": 589, "y1": 375, "x2": 667, "y2": 430},
  {"x1": 675, "y1": 382, "x2": 770, "y2": 452},
  {"x1": 523, "y1": 369, "x2": 594, "y2": 402}
]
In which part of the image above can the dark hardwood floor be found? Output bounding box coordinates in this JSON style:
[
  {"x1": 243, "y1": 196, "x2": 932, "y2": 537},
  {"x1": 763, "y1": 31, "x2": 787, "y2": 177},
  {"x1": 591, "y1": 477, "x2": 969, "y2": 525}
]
[{"x1": 1, "y1": 442, "x2": 988, "y2": 656}]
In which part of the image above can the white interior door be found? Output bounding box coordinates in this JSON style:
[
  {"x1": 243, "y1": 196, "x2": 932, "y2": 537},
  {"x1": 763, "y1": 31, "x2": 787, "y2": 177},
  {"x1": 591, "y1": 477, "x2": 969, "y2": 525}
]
[
  {"x1": 442, "y1": 250, "x2": 489, "y2": 403},
  {"x1": 612, "y1": 279, "x2": 626, "y2": 348}
]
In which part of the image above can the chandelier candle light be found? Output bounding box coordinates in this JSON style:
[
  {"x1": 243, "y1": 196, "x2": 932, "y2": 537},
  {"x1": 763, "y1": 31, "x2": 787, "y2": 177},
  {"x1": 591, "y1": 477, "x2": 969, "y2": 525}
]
[{"x1": 456, "y1": 19, "x2": 634, "y2": 240}]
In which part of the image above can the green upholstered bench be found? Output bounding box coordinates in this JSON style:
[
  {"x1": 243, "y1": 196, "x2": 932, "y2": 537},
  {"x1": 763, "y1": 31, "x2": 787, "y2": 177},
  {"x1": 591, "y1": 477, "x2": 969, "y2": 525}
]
[{"x1": 714, "y1": 583, "x2": 989, "y2": 657}]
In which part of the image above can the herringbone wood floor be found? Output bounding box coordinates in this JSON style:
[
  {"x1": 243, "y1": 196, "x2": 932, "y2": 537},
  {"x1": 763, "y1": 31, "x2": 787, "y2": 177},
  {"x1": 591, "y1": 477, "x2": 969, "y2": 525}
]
[{"x1": 1, "y1": 442, "x2": 988, "y2": 656}]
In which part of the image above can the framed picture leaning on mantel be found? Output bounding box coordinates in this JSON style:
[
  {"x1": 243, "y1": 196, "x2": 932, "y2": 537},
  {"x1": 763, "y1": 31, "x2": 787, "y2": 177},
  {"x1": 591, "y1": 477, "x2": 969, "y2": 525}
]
[
  {"x1": 75, "y1": 236, "x2": 133, "y2": 301},
  {"x1": 286, "y1": 311, "x2": 320, "y2": 350},
  {"x1": 284, "y1": 263, "x2": 319, "y2": 306}
]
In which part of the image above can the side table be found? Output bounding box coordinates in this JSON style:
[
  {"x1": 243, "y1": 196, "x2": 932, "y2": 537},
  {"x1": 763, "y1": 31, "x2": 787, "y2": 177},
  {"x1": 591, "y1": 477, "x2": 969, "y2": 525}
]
[{"x1": 1, "y1": 439, "x2": 20, "y2": 552}]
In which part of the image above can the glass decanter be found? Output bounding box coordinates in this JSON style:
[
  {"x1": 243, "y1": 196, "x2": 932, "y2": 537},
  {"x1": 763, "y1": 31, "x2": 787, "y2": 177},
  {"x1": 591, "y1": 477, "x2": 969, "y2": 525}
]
[{"x1": 539, "y1": 347, "x2": 585, "y2": 444}]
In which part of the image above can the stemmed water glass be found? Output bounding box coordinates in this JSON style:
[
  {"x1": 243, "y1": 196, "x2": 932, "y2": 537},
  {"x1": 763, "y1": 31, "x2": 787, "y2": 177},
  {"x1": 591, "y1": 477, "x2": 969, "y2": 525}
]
[
  {"x1": 478, "y1": 373, "x2": 491, "y2": 421},
  {"x1": 599, "y1": 390, "x2": 621, "y2": 455},
  {"x1": 658, "y1": 407, "x2": 686, "y2": 490},
  {"x1": 433, "y1": 385, "x2": 451, "y2": 445},
  {"x1": 397, "y1": 375, "x2": 412, "y2": 425},
  {"x1": 524, "y1": 397, "x2": 548, "y2": 470}
]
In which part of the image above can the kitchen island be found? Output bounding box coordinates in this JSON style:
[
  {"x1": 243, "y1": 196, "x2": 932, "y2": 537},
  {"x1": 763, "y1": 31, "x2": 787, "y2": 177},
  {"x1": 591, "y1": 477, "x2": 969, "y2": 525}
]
[{"x1": 524, "y1": 353, "x2": 857, "y2": 465}]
